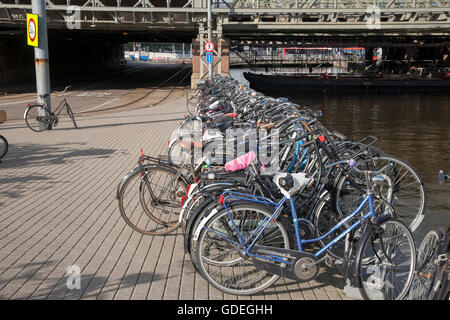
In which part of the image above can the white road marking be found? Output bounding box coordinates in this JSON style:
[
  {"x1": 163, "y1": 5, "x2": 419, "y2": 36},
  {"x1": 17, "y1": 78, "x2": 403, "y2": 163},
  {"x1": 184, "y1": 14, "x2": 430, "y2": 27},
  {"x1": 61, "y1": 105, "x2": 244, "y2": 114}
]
[
  {"x1": 0, "y1": 98, "x2": 36, "y2": 106},
  {"x1": 76, "y1": 91, "x2": 111, "y2": 98},
  {"x1": 79, "y1": 98, "x2": 119, "y2": 113}
]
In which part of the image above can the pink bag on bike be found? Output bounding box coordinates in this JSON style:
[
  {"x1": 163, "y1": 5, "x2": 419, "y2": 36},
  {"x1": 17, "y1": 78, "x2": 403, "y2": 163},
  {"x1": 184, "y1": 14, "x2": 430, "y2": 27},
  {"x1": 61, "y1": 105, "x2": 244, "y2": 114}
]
[{"x1": 225, "y1": 151, "x2": 256, "y2": 172}]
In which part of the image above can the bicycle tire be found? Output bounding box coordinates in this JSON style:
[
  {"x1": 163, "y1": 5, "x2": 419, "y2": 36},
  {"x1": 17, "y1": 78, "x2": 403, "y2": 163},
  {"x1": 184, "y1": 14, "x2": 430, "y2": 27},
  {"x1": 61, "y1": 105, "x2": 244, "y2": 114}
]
[
  {"x1": 431, "y1": 265, "x2": 449, "y2": 300},
  {"x1": 168, "y1": 137, "x2": 190, "y2": 166},
  {"x1": 354, "y1": 218, "x2": 416, "y2": 300},
  {"x1": 0, "y1": 135, "x2": 8, "y2": 160},
  {"x1": 117, "y1": 164, "x2": 187, "y2": 235},
  {"x1": 427, "y1": 228, "x2": 449, "y2": 300},
  {"x1": 195, "y1": 202, "x2": 291, "y2": 295},
  {"x1": 186, "y1": 197, "x2": 219, "y2": 273},
  {"x1": 409, "y1": 230, "x2": 441, "y2": 300},
  {"x1": 335, "y1": 155, "x2": 426, "y2": 232},
  {"x1": 139, "y1": 165, "x2": 187, "y2": 226},
  {"x1": 186, "y1": 90, "x2": 196, "y2": 115},
  {"x1": 185, "y1": 183, "x2": 264, "y2": 271},
  {"x1": 25, "y1": 105, "x2": 50, "y2": 132}
]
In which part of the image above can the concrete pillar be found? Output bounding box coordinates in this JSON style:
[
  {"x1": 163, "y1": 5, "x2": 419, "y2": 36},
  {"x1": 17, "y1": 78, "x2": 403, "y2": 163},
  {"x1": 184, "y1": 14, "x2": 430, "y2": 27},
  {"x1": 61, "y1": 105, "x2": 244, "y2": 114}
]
[
  {"x1": 190, "y1": 37, "x2": 230, "y2": 89},
  {"x1": 191, "y1": 37, "x2": 201, "y2": 89},
  {"x1": 218, "y1": 38, "x2": 230, "y2": 76}
]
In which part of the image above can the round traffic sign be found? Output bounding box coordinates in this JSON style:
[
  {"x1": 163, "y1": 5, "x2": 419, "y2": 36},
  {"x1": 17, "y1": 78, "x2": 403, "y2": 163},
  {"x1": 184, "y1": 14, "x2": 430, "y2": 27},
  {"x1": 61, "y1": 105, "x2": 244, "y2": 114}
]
[
  {"x1": 204, "y1": 41, "x2": 214, "y2": 53},
  {"x1": 28, "y1": 18, "x2": 36, "y2": 42}
]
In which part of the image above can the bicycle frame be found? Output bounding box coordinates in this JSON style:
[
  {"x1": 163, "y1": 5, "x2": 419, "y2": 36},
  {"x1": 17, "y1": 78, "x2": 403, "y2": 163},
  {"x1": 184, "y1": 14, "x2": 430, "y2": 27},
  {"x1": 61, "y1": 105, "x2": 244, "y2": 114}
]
[
  {"x1": 52, "y1": 97, "x2": 68, "y2": 116},
  {"x1": 27, "y1": 96, "x2": 69, "y2": 124},
  {"x1": 137, "y1": 155, "x2": 194, "y2": 205},
  {"x1": 204, "y1": 189, "x2": 376, "y2": 266}
]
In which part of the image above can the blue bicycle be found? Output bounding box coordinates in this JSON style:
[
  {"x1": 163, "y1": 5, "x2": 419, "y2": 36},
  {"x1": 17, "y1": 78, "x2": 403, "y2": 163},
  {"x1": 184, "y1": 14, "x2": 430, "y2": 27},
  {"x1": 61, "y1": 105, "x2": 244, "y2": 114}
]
[{"x1": 193, "y1": 159, "x2": 416, "y2": 299}]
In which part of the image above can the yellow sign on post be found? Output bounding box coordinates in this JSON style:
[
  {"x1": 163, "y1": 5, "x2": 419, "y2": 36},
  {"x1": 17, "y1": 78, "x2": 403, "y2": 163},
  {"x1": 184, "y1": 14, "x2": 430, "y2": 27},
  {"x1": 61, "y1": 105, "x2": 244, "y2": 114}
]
[{"x1": 27, "y1": 13, "x2": 38, "y2": 47}]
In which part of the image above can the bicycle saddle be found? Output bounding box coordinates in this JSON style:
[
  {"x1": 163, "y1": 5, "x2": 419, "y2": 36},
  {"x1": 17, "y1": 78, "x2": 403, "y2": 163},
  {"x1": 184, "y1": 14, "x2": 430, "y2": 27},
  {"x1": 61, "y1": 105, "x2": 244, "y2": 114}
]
[
  {"x1": 273, "y1": 172, "x2": 312, "y2": 199},
  {"x1": 279, "y1": 174, "x2": 294, "y2": 190},
  {"x1": 206, "y1": 115, "x2": 234, "y2": 132}
]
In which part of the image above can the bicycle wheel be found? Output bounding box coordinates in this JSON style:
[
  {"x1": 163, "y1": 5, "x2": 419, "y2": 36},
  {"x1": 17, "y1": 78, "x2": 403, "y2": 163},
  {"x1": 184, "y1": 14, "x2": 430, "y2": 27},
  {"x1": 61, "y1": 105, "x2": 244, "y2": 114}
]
[
  {"x1": 431, "y1": 251, "x2": 450, "y2": 300},
  {"x1": 66, "y1": 105, "x2": 78, "y2": 129},
  {"x1": 335, "y1": 155, "x2": 426, "y2": 232},
  {"x1": 25, "y1": 105, "x2": 50, "y2": 132},
  {"x1": 195, "y1": 202, "x2": 291, "y2": 295},
  {"x1": 313, "y1": 193, "x2": 347, "y2": 261},
  {"x1": 118, "y1": 165, "x2": 187, "y2": 235},
  {"x1": 139, "y1": 165, "x2": 187, "y2": 226},
  {"x1": 168, "y1": 138, "x2": 190, "y2": 166},
  {"x1": 423, "y1": 228, "x2": 449, "y2": 300},
  {"x1": 409, "y1": 230, "x2": 441, "y2": 300},
  {"x1": 186, "y1": 90, "x2": 198, "y2": 115},
  {"x1": 186, "y1": 198, "x2": 219, "y2": 272},
  {"x1": 355, "y1": 219, "x2": 416, "y2": 300},
  {"x1": 179, "y1": 117, "x2": 202, "y2": 137},
  {"x1": 0, "y1": 135, "x2": 8, "y2": 160}
]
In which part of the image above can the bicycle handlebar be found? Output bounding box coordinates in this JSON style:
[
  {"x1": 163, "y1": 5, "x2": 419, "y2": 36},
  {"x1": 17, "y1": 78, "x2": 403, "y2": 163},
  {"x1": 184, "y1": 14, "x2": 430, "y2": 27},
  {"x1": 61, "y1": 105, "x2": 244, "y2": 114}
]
[
  {"x1": 350, "y1": 159, "x2": 394, "y2": 176},
  {"x1": 439, "y1": 170, "x2": 449, "y2": 184},
  {"x1": 54, "y1": 86, "x2": 71, "y2": 95},
  {"x1": 326, "y1": 158, "x2": 393, "y2": 176}
]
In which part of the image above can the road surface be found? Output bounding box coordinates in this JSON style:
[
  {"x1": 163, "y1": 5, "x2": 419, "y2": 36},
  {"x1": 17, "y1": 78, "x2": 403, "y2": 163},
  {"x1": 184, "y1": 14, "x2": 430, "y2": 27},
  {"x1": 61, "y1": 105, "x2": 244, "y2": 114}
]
[{"x1": 0, "y1": 62, "x2": 191, "y2": 122}]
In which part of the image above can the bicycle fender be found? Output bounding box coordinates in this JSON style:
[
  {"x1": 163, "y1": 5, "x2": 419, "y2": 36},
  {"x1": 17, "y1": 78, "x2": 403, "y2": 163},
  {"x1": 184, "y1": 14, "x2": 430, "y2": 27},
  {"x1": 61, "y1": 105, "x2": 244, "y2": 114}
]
[
  {"x1": 178, "y1": 191, "x2": 197, "y2": 223},
  {"x1": 23, "y1": 105, "x2": 39, "y2": 119},
  {"x1": 179, "y1": 182, "x2": 234, "y2": 224},
  {"x1": 354, "y1": 224, "x2": 374, "y2": 289},
  {"x1": 193, "y1": 207, "x2": 221, "y2": 242},
  {"x1": 179, "y1": 197, "x2": 192, "y2": 223},
  {"x1": 115, "y1": 164, "x2": 158, "y2": 199},
  {"x1": 183, "y1": 197, "x2": 216, "y2": 253}
]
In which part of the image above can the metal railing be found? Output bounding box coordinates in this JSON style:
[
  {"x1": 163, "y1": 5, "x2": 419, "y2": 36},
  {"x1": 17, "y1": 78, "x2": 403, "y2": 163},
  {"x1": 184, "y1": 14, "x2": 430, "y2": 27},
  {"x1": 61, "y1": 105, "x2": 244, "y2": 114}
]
[
  {"x1": 212, "y1": 0, "x2": 450, "y2": 9},
  {"x1": 0, "y1": 0, "x2": 449, "y2": 30}
]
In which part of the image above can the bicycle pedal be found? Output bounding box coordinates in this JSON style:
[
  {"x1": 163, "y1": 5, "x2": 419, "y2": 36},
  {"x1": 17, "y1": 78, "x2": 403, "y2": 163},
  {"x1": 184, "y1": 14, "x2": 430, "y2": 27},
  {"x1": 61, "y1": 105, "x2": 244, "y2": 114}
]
[
  {"x1": 435, "y1": 253, "x2": 448, "y2": 265},
  {"x1": 324, "y1": 255, "x2": 335, "y2": 268}
]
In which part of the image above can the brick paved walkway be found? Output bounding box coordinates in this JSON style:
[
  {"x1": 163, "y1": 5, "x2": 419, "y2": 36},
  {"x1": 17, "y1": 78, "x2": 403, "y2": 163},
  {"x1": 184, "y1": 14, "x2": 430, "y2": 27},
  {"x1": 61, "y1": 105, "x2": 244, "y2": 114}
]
[{"x1": 0, "y1": 97, "x2": 350, "y2": 300}]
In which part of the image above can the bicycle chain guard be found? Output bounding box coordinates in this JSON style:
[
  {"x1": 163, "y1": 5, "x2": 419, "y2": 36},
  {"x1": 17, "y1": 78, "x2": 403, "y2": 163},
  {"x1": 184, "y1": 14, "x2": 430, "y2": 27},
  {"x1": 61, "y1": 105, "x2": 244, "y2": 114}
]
[{"x1": 251, "y1": 245, "x2": 319, "y2": 282}]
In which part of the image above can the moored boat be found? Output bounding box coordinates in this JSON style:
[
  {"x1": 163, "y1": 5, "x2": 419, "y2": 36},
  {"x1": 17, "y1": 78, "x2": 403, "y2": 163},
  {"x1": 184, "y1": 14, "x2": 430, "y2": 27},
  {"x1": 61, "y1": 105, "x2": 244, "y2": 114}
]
[{"x1": 243, "y1": 72, "x2": 450, "y2": 93}]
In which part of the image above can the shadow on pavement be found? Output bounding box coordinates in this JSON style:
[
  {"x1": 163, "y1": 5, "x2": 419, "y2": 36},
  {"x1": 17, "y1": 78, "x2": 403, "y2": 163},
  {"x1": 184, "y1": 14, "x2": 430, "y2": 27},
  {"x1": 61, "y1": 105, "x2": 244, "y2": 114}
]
[
  {"x1": 0, "y1": 142, "x2": 116, "y2": 170},
  {"x1": 253, "y1": 266, "x2": 346, "y2": 298},
  {"x1": 57, "y1": 117, "x2": 184, "y2": 131},
  {"x1": 0, "y1": 117, "x2": 184, "y2": 131},
  {"x1": 0, "y1": 271, "x2": 164, "y2": 300}
]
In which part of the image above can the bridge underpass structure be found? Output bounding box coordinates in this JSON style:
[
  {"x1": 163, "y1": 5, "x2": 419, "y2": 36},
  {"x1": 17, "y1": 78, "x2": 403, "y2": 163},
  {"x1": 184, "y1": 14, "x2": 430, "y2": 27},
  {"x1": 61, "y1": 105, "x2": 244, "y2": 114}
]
[{"x1": 0, "y1": 0, "x2": 450, "y2": 87}]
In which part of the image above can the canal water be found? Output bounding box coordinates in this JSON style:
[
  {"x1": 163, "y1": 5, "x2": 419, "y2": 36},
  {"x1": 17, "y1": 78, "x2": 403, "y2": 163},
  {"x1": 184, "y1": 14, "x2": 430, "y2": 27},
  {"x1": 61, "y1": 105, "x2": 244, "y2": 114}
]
[{"x1": 231, "y1": 67, "x2": 450, "y2": 239}]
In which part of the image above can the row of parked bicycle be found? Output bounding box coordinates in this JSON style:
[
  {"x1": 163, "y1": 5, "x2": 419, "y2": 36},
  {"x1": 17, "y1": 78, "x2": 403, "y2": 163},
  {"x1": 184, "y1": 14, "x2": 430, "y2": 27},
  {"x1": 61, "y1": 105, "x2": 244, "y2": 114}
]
[{"x1": 116, "y1": 74, "x2": 449, "y2": 300}]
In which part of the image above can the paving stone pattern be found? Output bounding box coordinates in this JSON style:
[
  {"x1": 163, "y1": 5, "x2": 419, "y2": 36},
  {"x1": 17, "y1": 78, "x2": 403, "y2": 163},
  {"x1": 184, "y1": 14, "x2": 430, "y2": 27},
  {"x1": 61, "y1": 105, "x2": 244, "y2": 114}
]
[{"x1": 0, "y1": 98, "x2": 349, "y2": 300}]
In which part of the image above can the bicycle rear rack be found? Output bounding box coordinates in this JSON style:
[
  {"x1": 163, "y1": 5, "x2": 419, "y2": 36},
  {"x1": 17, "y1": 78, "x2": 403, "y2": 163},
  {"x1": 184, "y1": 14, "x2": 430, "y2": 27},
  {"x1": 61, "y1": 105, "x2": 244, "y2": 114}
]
[{"x1": 139, "y1": 154, "x2": 171, "y2": 165}]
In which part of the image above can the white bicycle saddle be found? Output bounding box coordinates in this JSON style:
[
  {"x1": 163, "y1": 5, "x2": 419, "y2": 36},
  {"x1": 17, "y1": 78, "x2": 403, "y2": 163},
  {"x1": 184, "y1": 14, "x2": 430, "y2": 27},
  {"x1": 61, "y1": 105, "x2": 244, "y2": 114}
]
[{"x1": 273, "y1": 172, "x2": 312, "y2": 199}]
